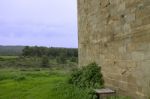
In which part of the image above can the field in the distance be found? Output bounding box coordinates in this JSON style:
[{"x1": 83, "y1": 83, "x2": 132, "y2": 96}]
[{"x1": 0, "y1": 56, "x2": 18, "y2": 59}]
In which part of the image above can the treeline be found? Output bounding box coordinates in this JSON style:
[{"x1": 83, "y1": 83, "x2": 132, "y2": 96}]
[
  {"x1": 22, "y1": 46, "x2": 78, "y2": 65},
  {"x1": 0, "y1": 46, "x2": 24, "y2": 56},
  {"x1": 0, "y1": 46, "x2": 78, "y2": 68},
  {"x1": 22, "y1": 46, "x2": 78, "y2": 58}
]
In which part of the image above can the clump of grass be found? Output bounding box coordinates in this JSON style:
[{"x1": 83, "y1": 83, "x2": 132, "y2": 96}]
[
  {"x1": 0, "y1": 72, "x2": 16, "y2": 81},
  {"x1": 33, "y1": 68, "x2": 41, "y2": 71},
  {"x1": 52, "y1": 82, "x2": 92, "y2": 99},
  {"x1": 13, "y1": 75, "x2": 26, "y2": 81},
  {"x1": 0, "y1": 57, "x2": 5, "y2": 61},
  {"x1": 20, "y1": 68, "x2": 41, "y2": 71},
  {"x1": 0, "y1": 75, "x2": 7, "y2": 81},
  {"x1": 20, "y1": 68, "x2": 28, "y2": 71}
]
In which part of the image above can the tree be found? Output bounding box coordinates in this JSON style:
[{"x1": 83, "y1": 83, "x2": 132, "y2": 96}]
[
  {"x1": 41, "y1": 56, "x2": 49, "y2": 68},
  {"x1": 22, "y1": 46, "x2": 31, "y2": 56},
  {"x1": 56, "y1": 54, "x2": 66, "y2": 64},
  {"x1": 70, "y1": 57, "x2": 78, "y2": 63}
]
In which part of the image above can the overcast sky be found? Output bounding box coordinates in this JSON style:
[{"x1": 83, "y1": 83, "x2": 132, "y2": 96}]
[{"x1": 0, "y1": 0, "x2": 78, "y2": 48}]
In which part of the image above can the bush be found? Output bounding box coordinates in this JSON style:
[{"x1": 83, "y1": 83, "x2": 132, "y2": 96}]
[
  {"x1": 70, "y1": 57, "x2": 78, "y2": 63},
  {"x1": 41, "y1": 56, "x2": 49, "y2": 68},
  {"x1": 20, "y1": 68, "x2": 28, "y2": 71},
  {"x1": 68, "y1": 62, "x2": 104, "y2": 89},
  {"x1": 0, "y1": 75, "x2": 6, "y2": 81},
  {"x1": 56, "y1": 56, "x2": 66, "y2": 64},
  {"x1": 0, "y1": 57, "x2": 5, "y2": 61},
  {"x1": 13, "y1": 75, "x2": 26, "y2": 81}
]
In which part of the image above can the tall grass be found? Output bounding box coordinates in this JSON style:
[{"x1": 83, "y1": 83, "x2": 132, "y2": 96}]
[{"x1": 0, "y1": 69, "x2": 131, "y2": 99}]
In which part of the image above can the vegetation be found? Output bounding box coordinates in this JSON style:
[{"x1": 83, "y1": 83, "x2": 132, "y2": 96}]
[
  {"x1": 0, "y1": 68, "x2": 129, "y2": 99},
  {"x1": 0, "y1": 56, "x2": 77, "y2": 69},
  {"x1": 68, "y1": 62, "x2": 104, "y2": 89},
  {"x1": 0, "y1": 68, "x2": 131, "y2": 99},
  {"x1": 0, "y1": 46, "x2": 24, "y2": 56},
  {"x1": 0, "y1": 46, "x2": 78, "y2": 68},
  {"x1": 22, "y1": 46, "x2": 78, "y2": 59},
  {"x1": 41, "y1": 55, "x2": 50, "y2": 68},
  {"x1": 0, "y1": 46, "x2": 78, "y2": 64},
  {"x1": 0, "y1": 46, "x2": 130, "y2": 99}
]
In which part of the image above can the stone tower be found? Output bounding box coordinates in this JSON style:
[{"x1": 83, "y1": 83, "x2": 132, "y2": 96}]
[{"x1": 78, "y1": 0, "x2": 150, "y2": 98}]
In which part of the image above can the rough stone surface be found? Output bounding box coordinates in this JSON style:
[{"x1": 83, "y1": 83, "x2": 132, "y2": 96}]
[{"x1": 78, "y1": 0, "x2": 150, "y2": 98}]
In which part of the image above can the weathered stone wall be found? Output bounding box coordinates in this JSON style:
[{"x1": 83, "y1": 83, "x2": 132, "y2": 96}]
[{"x1": 78, "y1": 0, "x2": 150, "y2": 98}]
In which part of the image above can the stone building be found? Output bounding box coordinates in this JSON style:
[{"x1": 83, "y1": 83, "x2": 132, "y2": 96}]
[{"x1": 78, "y1": 0, "x2": 150, "y2": 98}]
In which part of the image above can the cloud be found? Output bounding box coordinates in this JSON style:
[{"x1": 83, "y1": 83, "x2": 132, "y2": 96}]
[{"x1": 0, "y1": 0, "x2": 78, "y2": 48}]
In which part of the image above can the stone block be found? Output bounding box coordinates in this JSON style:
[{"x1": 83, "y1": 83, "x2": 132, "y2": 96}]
[{"x1": 131, "y1": 52, "x2": 144, "y2": 61}]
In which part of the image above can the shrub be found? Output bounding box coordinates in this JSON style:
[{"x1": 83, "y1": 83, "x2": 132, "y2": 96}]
[
  {"x1": 20, "y1": 68, "x2": 28, "y2": 71},
  {"x1": 0, "y1": 75, "x2": 6, "y2": 81},
  {"x1": 68, "y1": 62, "x2": 104, "y2": 89},
  {"x1": 33, "y1": 68, "x2": 41, "y2": 71},
  {"x1": 13, "y1": 75, "x2": 26, "y2": 81},
  {"x1": 70, "y1": 57, "x2": 78, "y2": 63},
  {"x1": 41, "y1": 55, "x2": 49, "y2": 68},
  {"x1": 0, "y1": 57, "x2": 5, "y2": 61},
  {"x1": 56, "y1": 56, "x2": 66, "y2": 64}
]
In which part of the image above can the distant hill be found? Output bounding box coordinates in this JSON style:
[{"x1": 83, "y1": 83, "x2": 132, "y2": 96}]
[{"x1": 0, "y1": 46, "x2": 25, "y2": 56}]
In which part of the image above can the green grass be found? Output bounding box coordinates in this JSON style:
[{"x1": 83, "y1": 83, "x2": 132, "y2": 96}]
[
  {"x1": 0, "y1": 69, "x2": 89, "y2": 99},
  {"x1": 0, "y1": 56, "x2": 18, "y2": 62},
  {"x1": 0, "y1": 69, "x2": 130, "y2": 99}
]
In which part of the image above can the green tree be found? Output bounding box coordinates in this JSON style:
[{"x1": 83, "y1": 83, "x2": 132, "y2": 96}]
[
  {"x1": 70, "y1": 57, "x2": 78, "y2": 63},
  {"x1": 22, "y1": 46, "x2": 31, "y2": 56},
  {"x1": 41, "y1": 56, "x2": 49, "y2": 68},
  {"x1": 56, "y1": 55, "x2": 66, "y2": 64}
]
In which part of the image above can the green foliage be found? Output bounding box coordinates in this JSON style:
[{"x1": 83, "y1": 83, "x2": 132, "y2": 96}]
[
  {"x1": 70, "y1": 57, "x2": 78, "y2": 62},
  {"x1": 13, "y1": 75, "x2": 26, "y2": 81},
  {"x1": 0, "y1": 45, "x2": 24, "y2": 56},
  {"x1": 0, "y1": 55, "x2": 77, "y2": 69},
  {"x1": 52, "y1": 83, "x2": 91, "y2": 99},
  {"x1": 68, "y1": 62, "x2": 104, "y2": 89},
  {"x1": 0, "y1": 69, "x2": 131, "y2": 99},
  {"x1": 41, "y1": 56, "x2": 49, "y2": 68},
  {"x1": 0, "y1": 57, "x2": 5, "y2": 61},
  {"x1": 22, "y1": 46, "x2": 78, "y2": 60},
  {"x1": 56, "y1": 55, "x2": 66, "y2": 64},
  {"x1": 22, "y1": 46, "x2": 31, "y2": 56},
  {"x1": 0, "y1": 71, "x2": 26, "y2": 81},
  {"x1": 0, "y1": 46, "x2": 78, "y2": 68},
  {"x1": 0, "y1": 56, "x2": 18, "y2": 62}
]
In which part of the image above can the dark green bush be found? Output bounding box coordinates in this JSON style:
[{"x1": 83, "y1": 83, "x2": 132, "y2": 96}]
[
  {"x1": 68, "y1": 62, "x2": 104, "y2": 89},
  {"x1": 56, "y1": 56, "x2": 66, "y2": 64},
  {"x1": 70, "y1": 57, "x2": 78, "y2": 62},
  {"x1": 20, "y1": 68, "x2": 28, "y2": 71},
  {"x1": 0, "y1": 57, "x2": 5, "y2": 61},
  {"x1": 0, "y1": 75, "x2": 7, "y2": 81},
  {"x1": 41, "y1": 55, "x2": 49, "y2": 68},
  {"x1": 13, "y1": 75, "x2": 26, "y2": 81},
  {"x1": 33, "y1": 68, "x2": 41, "y2": 71}
]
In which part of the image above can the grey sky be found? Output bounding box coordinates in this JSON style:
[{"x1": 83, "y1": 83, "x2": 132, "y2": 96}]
[{"x1": 0, "y1": 0, "x2": 78, "y2": 48}]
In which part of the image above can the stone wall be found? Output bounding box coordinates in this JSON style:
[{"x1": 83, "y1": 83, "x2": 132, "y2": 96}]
[{"x1": 78, "y1": 0, "x2": 150, "y2": 98}]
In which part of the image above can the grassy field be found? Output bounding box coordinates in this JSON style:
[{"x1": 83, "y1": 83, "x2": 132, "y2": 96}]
[
  {"x1": 0, "y1": 56, "x2": 18, "y2": 59},
  {"x1": 0, "y1": 68, "x2": 89, "y2": 99},
  {"x1": 0, "y1": 68, "x2": 131, "y2": 99}
]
